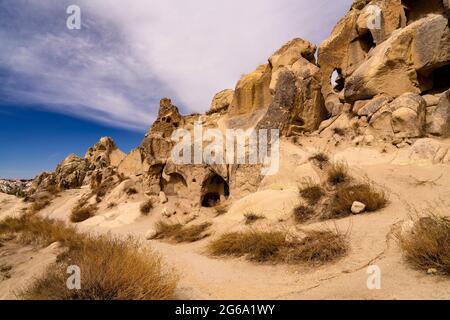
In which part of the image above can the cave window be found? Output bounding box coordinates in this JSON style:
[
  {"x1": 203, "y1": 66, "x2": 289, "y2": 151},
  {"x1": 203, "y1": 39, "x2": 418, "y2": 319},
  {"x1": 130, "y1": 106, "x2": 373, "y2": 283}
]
[
  {"x1": 200, "y1": 174, "x2": 230, "y2": 207},
  {"x1": 424, "y1": 64, "x2": 450, "y2": 93},
  {"x1": 331, "y1": 68, "x2": 344, "y2": 92},
  {"x1": 359, "y1": 31, "x2": 376, "y2": 54}
]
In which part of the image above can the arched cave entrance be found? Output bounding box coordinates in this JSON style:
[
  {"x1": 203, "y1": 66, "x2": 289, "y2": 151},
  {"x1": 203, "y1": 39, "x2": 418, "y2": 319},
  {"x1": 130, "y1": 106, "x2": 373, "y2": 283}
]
[
  {"x1": 162, "y1": 172, "x2": 188, "y2": 196},
  {"x1": 200, "y1": 174, "x2": 230, "y2": 207}
]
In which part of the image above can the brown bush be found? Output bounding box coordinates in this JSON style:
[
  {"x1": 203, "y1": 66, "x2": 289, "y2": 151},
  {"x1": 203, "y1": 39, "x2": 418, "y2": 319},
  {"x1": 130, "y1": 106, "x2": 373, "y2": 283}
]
[
  {"x1": 27, "y1": 199, "x2": 51, "y2": 214},
  {"x1": 293, "y1": 205, "x2": 315, "y2": 223},
  {"x1": 244, "y1": 212, "x2": 265, "y2": 225},
  {"x1": 125, "y1": 187, "x2": 138, "y2": 196},
  {"x1": 1, "y1": 215, "x2": 178, "y2": 300},
  {"x1": 208, "y1": 229, "x2": 348, "y2": 265},
  {"x1": 299, "y1": 180, "x2": 325, "y2": 205},
  {"x1": 327, "y1": 162, "x2": 350, "y2": 186},
  {"x1": 173, "y1": 223, "x2": 211, "y2": 243},
  {"x1": 70, "y1": 202, "x2": 98, "y2": 223},
  {"x1": 328, "y1": 182, "x2": 388, "y2": 218},
  {"x1": 208, "y1": 230, "x2": 286, "y2": 262},
  {"x1": 308, "y1": 151, "x2": 329, "y2": 168},
  {"x1": 397, "y1": 215, "x2": 450, "y2": 275},
  {"x1": 140, "y1": 199, "x2": 154, "y2": 216},
  {"x1": 152, "y1": 220, "x2": 211, "y2": 243},
  {"x1": 282, "y1": 230, "x2": 349, "y2": 265}
]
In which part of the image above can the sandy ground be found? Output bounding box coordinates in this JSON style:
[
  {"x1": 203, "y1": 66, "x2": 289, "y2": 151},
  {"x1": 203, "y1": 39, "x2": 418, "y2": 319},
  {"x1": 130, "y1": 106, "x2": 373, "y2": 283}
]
[{"x1": 1, "y1": 138, "x2": 450, "y2": 299}]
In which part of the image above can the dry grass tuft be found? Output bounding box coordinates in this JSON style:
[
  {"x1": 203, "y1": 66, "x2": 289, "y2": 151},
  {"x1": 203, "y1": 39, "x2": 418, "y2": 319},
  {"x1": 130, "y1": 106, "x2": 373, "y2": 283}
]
[
  {"x1": 0, "y1": 215, "x2": 178, "y2": 300},
  {"x1": 70, "y1": 201, "x2": 98, "y2": 223},
  {"x1": 293, "y1": 205, "x2": 315, "y2": 223},
  {"x1": 140, "y1": 199, "x2": 154, "y2": 216},
  {"x1": 125, "y1": 187, "x2": 138, "y2": 196},
  {"x1": 299, "y1": 180, "x2": 325, "y2": 205},
  {"x1": 328, "y1": 182, "x2": 388, "y2": 218},
  {"x1": 214, "y1": 203, "x2": 229, "y2": 217},
  {"x1": 309, "y1": 151, "x2": 329, "y2": 168},
  {"x1": 27, "y1": 199, "x2": 51, "y2": 214},
  {"x1": 152, "y1": 220, "x2": 211, "y2": 243},
  {"x1": 327, "y1": 162, "x2": 350, "y2": 186},
  {"x1": 397, "y1": 214, "x2": 450, "y2": 275},
  {"x1": 244, "y1": 212, "x2": 265, "y2": 225},
  {"x1": 208, "y1": 228, "x2": 348, "y2": 264},
  {"x1": 173, "y1": 222, "x2": 212, "y2": 243},
  {"x1": 332, "y1": 127, "x2": 346, "y2": 136}
]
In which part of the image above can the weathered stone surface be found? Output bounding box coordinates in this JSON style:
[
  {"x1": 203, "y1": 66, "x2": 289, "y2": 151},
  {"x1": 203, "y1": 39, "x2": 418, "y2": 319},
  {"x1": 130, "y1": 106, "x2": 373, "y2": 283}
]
[
  {"x1": 356, "y1": 95, "x2": 390, "y2": 117},
  {"x1": 351, "y1": 201, "x2": 366, "y2": 214},
  {"x1": 345, "y1": 14, "x2": 450, "y2": 102},
  {"x1": 427, "y1": 89, "x2": 450, "y2": 136},
  {"x1": 228, "y1": 64, "x2": 272, "y2": 116},
  {"x1": 85, "y1": 136, "x2": 125, "y2": 168},
  {"x1": 369, "y1": 93, "x2": 426, "y2": 138},
  {"x1": 209, "y1": 89, "x2": 234, "y2": 114},
  {"x1": 118, "y1": 148, "x2": 145, "y2": 177},
  {"x1": 409, "y1": 138, "x2": 450, "y2": 163}
]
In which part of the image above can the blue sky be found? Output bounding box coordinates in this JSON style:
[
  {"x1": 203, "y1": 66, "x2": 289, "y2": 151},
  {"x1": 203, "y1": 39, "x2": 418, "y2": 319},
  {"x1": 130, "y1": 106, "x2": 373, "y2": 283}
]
[{"x1": 0, "y1": 0, "x2": 352, "y2": 179}]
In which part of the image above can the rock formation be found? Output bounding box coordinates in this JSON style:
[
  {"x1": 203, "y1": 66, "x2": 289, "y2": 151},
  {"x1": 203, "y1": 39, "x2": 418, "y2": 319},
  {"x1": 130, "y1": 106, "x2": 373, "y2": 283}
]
[{"x1": 24, "y1": 0, "x2": 450, "y2": 210}]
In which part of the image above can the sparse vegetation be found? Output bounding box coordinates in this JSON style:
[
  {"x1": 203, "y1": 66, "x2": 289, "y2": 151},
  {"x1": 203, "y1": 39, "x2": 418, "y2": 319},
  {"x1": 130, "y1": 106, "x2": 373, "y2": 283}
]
[
  {"x1": 0, "y1": 215, "x2": 178, "y2": 300},
  {"x1": 173, "y1": 223, "x2": 211, "y2": 243},
  {"x1": 107, "y1": 202, "x2": 117, "y2": 209},
  {"x1": 293, "y1": 205, "x2": 315, "y2": 223},
  {"x1": 27, "y1": 199, "x2": 51, "y2": 214},
  {"x1": 299, "y1": 180, "x2": 325, "y2": 205},
  {"x1": 152, "y1": 220, "x2": 211, "y2": 243},
  {"x1": 397, "y1": 214, "x2": 450, "y2": 275},
  {"x1": 244, "y1": 212, "x2": 265, "y2": 225},
  {"x1": 140, "y1": 199, "x2": 154, "y2": 216},
  {"x1": 208, "y1": 228, "x2": 348, "y2": 264},
  {"x1": 126, "y1": 187, "x2": 138, "y2": 196},
  {"x1": 327, "y1": 162, "x2": 350, "y2": 186},
  {"x1": 327, "y1": 182, "x2": 388, "y2": 218},
  {"x1": 70, "y1": 201, "x2": 98, "y2": 223},
  {"x1": 333, "y1": 127, "x2": 346, "y2": 136},
  {"x1": 309, "y1": 151, "x2": 329, "y2": 168}
]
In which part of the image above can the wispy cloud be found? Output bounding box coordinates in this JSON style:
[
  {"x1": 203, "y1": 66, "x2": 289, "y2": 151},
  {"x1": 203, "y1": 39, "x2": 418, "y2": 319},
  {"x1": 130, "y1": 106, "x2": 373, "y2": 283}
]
[{"x1": 0, "y1": 0, "x2": 351, "y2": 131}]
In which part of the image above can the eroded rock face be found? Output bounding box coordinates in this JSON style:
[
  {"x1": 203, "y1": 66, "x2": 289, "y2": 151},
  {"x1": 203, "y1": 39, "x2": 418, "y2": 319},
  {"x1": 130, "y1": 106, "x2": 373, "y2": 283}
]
[
  {"x1": 369, "y1": 93, "x2": 426, "y2": 138},
  {"x1": 228, "y1": 64, "x2": 273, "y2": 116},
  {"x1": 29, "y1": 137, "x2": 126, "y2": 194},
  {"x1": 209, "y1": 89, "x2": 234, "y2": 114},
  {"x1": 427, "y1": 90, "x2": 450, "y2": 136}
]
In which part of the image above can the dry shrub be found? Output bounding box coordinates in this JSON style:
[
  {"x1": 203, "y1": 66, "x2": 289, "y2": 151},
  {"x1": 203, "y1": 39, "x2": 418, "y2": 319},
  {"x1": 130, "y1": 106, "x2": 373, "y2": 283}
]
[
  {"x1": 327, "y1": 162, "x2": 350, "y2": 186},
  {"x1": 152, "y1": 220, "x2": 211, "y2": 243},
  {"x1": 0, "y1": 215, "x2": 178, "y2": 300},
  {"x1": 152, "y1": 221, "x2": 183, "y2": 240},
  {"x1": 0, "y1": 215, "x2": 80, "y2": 247},
  {"x1": 332, "y1": 127, "x2": 346, "y2": 136},
  {"x1": 173, "y1": 222, "x2": 211, "y2": 243},
  {"x1": 244, "y1": 212, "x2": 265, "y2": 225},
  {"x1": 107, "y1": 202, "x2": 117, "y2": 209},
  {"x1": 282, "y1": 230, "x2": 349, "y2": 264},
  {"x1": 27, "y1": 199, "x2": 51, "y2": 214},
  {"x1": 70, "y1": 201, "x2": 98, "y2": 223},
  {"x1": 140, "y1": 199, "x2": 154, "y2": 216},
  {"x1": 208, "y1": 230, "x2": 286, "y2": 262},
  {"x1": 397, "y1": 215, "x2": 450, "y2": 275},
  {"x1": 293, "y1": 205, "x2": 315, "y2": 223},
  {"x1": 208, "y1": 229, "x2": 348, "y2": 264},
  {"x1": 328, "y1": 182, "x2": 388, "y2": 218},
  {"x1": 299, "y1": 179, "x2": 325, "y2": 205},
  {"x1": 125, "y1": 187, "x2": 138, "y2": 196},
  {"x1": 309, "y1": 151, "x2": 329, "y2": 168}
]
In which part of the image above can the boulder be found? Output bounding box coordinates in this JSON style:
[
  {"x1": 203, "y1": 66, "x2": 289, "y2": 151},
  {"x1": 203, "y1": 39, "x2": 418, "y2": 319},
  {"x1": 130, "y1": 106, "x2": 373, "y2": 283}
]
[
  {"x1": 209, "y1": 89, "x2": 234, "y2": 114},
  {"x1": 370, "y1": 93, "x2": 426, "y2": 138},
  {"x1": 409, "y1": 138, "x2": 450, "y2": 164},
  {"x1": 356, "y1": 95, "x2": 390, "y2": 117},
  {"x1": 426, "y1": 90, "x2": 450, "y2": 136},
  {"x1": 345, "y1": 14, "x2": 450, "y2": 102}
]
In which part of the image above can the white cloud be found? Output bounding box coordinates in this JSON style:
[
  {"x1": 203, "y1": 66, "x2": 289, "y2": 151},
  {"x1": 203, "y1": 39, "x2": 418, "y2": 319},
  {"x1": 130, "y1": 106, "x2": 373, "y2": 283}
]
[{"x1": 0, "y1": 0, "x2": 352, "y2": 130}]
